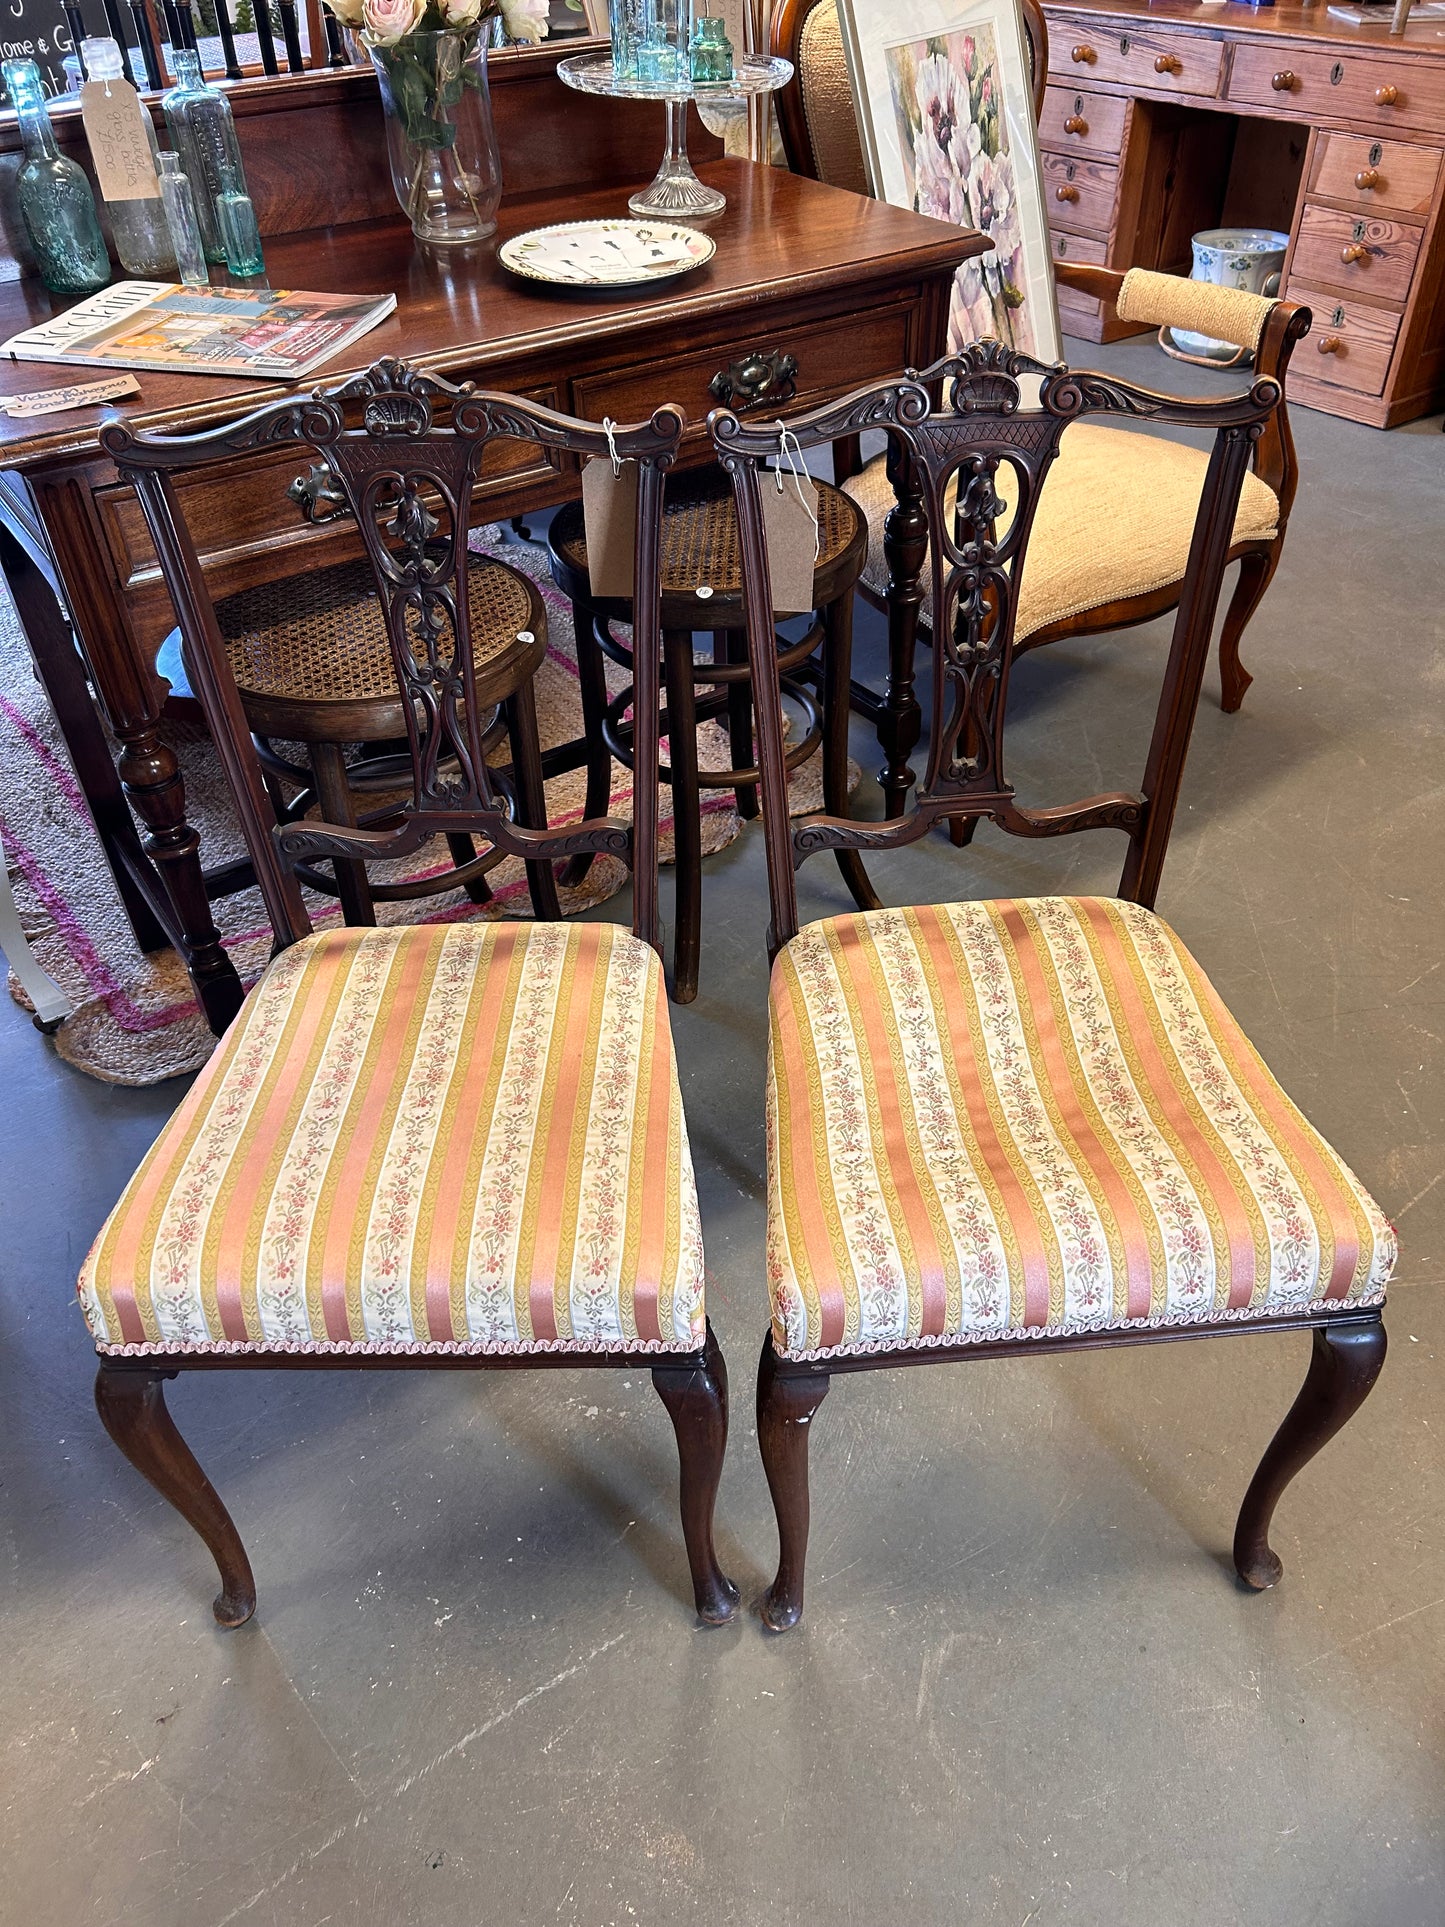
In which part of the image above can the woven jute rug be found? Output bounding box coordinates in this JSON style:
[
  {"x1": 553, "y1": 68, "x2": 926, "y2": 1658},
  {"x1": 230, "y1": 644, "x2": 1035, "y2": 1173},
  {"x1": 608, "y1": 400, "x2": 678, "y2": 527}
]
[{"x1": 0, "y1": 529, "x2": 843, "y2": 1086}]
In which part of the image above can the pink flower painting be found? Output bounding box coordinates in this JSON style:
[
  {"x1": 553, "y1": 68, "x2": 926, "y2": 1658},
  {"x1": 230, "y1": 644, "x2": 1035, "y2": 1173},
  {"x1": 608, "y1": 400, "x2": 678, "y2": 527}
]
[{"x1": 885, "y1": 27, "x2": 1037, "y2": 354}]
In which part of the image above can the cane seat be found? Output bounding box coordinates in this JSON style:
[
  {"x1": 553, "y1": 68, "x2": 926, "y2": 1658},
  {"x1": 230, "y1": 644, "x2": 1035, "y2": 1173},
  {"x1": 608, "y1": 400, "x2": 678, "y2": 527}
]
[{"x1": 214, "y1": 552, "x2": 548, "y2": 741}]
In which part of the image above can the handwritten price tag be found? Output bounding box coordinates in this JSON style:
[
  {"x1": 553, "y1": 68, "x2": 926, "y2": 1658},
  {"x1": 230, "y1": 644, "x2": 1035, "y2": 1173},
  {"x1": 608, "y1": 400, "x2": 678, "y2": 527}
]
[{"x1": 2, "y1": 375, "x2": 141, "y2": 419}]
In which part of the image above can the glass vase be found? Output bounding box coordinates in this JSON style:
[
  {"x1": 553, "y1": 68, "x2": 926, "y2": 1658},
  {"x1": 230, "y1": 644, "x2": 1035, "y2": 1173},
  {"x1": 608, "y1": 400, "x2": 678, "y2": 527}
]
[{"x1": 370, "y1": 29, "x2": 503, "y2": 246}]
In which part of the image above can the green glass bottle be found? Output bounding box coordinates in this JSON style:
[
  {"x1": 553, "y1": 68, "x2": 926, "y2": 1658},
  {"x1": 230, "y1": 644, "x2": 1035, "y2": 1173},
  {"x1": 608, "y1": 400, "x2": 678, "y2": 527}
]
[{"x1": 3, "y1": 59, "x2": 110, "y2": 296}]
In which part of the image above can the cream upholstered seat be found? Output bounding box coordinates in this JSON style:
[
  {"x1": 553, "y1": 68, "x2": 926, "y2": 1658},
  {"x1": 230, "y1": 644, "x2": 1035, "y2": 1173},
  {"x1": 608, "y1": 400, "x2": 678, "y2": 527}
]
[
  {"x1": 844, "y1": 423, "x2": 1281, "y2": 644},
  {"x1": 766, "y1": 896, "x2": 1395, "y2": 1359},
  {"x1": 80, "y1": 921, "x2": 705, "y2": 1357}
]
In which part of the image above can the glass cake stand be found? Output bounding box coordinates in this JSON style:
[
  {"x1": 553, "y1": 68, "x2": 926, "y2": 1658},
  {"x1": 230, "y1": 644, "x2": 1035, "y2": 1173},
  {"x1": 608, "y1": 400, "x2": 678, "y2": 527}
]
[{"x1": 557, "y1": 51, "x2": 793, "y2": 218}]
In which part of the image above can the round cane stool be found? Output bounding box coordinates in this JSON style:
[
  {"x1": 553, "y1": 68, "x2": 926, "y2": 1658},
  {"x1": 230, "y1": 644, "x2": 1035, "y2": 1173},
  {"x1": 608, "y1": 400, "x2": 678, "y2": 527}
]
[
  {"x1": 211, "y1": 551, "x2": 558, "y2": 925},
  {"x1": 548, "y1": 470, "x2": 868, "y2": 1002}
]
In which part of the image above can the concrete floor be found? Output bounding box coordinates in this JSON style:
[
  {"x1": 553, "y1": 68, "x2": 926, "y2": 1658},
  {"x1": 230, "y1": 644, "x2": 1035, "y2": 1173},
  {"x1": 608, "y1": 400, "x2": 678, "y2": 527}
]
[{"x1": 2, "y1": 336, "x2": 1442, "y2": 1927}]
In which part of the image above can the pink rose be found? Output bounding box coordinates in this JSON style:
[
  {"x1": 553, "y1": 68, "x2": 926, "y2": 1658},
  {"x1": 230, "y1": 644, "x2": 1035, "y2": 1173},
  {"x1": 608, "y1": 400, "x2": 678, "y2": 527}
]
[{"x1": 363, "y1": 0, "x2": 425, "y2": 43}]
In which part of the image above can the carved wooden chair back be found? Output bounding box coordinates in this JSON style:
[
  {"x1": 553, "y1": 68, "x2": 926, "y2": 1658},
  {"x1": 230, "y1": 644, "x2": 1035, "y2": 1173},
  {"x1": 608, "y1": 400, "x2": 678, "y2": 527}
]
[
  {"x1": 102, "y1": 360, "x2": 683, "y2": 960},
  {"x1": 710, "y1": 346, "x2": 1280, "y2": 948}
]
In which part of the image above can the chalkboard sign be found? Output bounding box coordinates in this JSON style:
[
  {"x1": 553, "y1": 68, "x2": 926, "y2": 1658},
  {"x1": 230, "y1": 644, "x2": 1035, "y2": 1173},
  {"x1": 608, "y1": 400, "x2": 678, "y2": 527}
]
[{"x1": 0, "y1": 1, "x2": 83, "y2": 97}]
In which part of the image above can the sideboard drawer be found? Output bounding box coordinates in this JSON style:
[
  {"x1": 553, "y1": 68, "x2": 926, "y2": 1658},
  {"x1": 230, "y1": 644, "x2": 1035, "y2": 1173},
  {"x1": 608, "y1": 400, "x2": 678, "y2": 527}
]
[
  {"x1": 1308, "y1": 131, "x2": 1441, "y2": 216},
  {"x1": 1228, "y1": 44, "x2": 1445, "y2": 135},
  {"x1": 1042, "y1": 150, "x2": 1120, "y2": 233},
  {"x1": 1290, "y1": 203, "x2": 1422, "y2": 303},
  {"x1": 1052, "y1": 230, "x2": 1110, "y2": 333},
  {"x1": 1285, "y1": 280, "x2": 1401, "y2": 397},
  {"x1": 572, "y1": 303, "x2": 913, "y2": 427},
  {"x1": 1061, "y1": 26, "x2": 1224, "y2": 98},
  {"x1": 1039, "y1": 84, "x2": 1128, "y2": 157}
]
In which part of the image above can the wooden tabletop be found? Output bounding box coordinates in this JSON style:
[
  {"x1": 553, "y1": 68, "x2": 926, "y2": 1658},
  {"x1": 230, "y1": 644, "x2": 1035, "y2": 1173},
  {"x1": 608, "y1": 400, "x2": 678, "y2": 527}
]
[
  {"x1": 1044, "y1": 0, "x2": 1445, "y2": 53},
  {"x1": 0, "y1": 159, "x2": 981, "y2": 470}
]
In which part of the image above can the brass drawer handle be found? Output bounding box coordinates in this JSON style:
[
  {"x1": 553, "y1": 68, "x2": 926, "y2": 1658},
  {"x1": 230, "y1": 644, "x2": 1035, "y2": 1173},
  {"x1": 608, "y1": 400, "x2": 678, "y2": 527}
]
[
  {"x1": 287, "y1": 460, "x2": 351, "y2": 525},
  {"x1": 1055, "y1": 184, "x2": 1081, "y2": 202},
  {"x1": 1355, "y1": 167, "x2": 1380, "y2": 189},
  {"x1": 1340, "y1": 241, "x2": 1369, "y2": 264},
  {"x1": 1271, "y1": 69, "x2": 1298, "y2": 91},
  {"x1": 1070, "y1": 43, "x2": 1096, "y2": 62},
  {"x1": 1375, "y1": 82, "x2": 1399, "y2": 105},
  {"x1": 1154, "y1": 52, "x2": 1181, "y2": 74},
  {"x1": 1063, "y1": 113, "x2": 1089, "y2": 133},
  {"x1": 1317, "y1": 334, "x2": 1343, "y2": 354},
  {"x1": 707, "y1": 348, "x2": 798, "y2": 410}
]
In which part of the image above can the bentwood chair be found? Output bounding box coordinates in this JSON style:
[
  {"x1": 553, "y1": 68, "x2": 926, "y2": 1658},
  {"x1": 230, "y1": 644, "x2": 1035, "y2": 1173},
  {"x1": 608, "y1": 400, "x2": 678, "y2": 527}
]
[
  {"x1": 80, "y1": 361, "x2": 739, "y2": 1630},
  {"x1": 547, "y1": 458, "x2": 868, "y2": 1004},
  {"x1": 772, "y1": 0, "x2": 1310, "y2": 813},
  {"x1": 712, "y1": 349, "x2": 1395, "y2": 1631}
]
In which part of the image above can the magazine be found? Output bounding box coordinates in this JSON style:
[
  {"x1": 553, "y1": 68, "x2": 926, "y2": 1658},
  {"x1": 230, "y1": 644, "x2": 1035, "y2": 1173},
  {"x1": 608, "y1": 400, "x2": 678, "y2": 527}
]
[{"x1": 0, "y1": 282, "x2": 398, "y2": 381}]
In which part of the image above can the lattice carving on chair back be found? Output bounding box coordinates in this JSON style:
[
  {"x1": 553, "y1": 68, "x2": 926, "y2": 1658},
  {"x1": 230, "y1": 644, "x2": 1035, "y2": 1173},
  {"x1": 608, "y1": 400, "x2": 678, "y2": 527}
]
[
  {"x1": 710, "y1": 344, "x2": 1281, "y2": 949},
  {"x1": 102, "y1": 361, "x2": 684, "y2": 953}
]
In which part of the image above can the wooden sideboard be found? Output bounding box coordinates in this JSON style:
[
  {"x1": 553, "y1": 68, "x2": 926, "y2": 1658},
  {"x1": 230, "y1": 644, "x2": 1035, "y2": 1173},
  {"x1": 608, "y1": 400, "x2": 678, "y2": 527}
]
[{"x1": 1040, "y1": 0, "x2": 1445, "y2": 425}]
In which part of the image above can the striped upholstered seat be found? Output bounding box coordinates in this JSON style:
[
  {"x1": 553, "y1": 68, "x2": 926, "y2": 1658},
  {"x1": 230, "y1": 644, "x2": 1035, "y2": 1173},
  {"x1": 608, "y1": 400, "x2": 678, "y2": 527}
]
[
  {"x1": 80, "y1": 921, "x2": 705, "y2": 1357},
  {"x1": 765, "y1": 897, "x2": 1395, "y2": 1360}
]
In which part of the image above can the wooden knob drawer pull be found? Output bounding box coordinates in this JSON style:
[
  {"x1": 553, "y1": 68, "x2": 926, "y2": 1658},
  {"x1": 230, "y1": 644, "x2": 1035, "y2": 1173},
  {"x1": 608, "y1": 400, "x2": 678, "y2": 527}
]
[
  {"x1": 1070, "y1": 43, "x2": 1096, "y2": 62},
  {"x1": 1063, "y1": 113, "x2": 1089, "y2": 133},
  {"x1": 1154, "y1": 52, "x2": 1181, "y2": 73},
  {"x1": 1355, "y1": 167, "x2": 1381, "y2": 190},
  {"x1": 1271, "y1": 70, "x2": 1297, "y2": 91},
  {"x1": 1055, "y1": 184, "x2": 1081, "y2": 202},
  {"x1": 1375, "y1": 83, "x2": 1399, "y2": 105},
  {"x1": 1317, "y1": 334, "x2": 1344, "y2": 355},
  {"x1": 1340, "y1": 242, "x2": 1369, "y2": 264}
]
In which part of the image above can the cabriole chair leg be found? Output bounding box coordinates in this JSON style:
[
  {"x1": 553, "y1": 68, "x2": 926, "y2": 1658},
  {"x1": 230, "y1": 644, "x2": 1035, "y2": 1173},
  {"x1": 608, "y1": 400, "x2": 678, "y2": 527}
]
[
  {"x1": 94, "y1": 1364, "x2": 257, "y2": 1628},
  {"x1": 1233, "y1": 1314, "x2": 1387, "y2": 1591},
  {"x1": 651, "y1": 1322, "x2": 741, "y2": 1625},
  {"x1": 756, "y1": 1331, "x2": 830, "y2": 1632},
  {"x1": 1217, "y1": 548, "x2": 1277, "y2": 714}
]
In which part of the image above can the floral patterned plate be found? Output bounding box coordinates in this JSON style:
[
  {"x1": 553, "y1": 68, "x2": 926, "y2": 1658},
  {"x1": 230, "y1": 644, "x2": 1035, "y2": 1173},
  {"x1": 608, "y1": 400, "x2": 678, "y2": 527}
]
[{"x1": 498, "y1": 219, "x2": 715, "y2": 288}]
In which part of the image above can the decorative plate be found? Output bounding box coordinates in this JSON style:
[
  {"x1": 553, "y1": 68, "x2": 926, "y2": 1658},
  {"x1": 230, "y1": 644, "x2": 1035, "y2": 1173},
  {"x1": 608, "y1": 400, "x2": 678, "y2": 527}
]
[{"x1": 498, "y1": 219, "x2": 715, "y2": 289}]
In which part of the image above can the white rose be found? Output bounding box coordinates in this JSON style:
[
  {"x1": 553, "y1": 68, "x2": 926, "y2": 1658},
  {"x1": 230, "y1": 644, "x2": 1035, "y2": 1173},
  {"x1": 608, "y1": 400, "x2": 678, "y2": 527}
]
[{"x1": 498, "y1": 0, "x2": 548, "y2": 41}]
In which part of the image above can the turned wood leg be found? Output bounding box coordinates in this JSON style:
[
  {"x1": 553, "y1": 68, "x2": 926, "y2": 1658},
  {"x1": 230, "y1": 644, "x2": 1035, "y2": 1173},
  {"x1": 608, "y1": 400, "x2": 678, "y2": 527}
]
[
  {"x1": 663, "y1": 627, "x2": 702, "y2": 1004},
  {"x1": 1233, "y1": 1314, "x2": 1387, "y2": 1592},
  {"x1": 879, "y1": 435, "x2": 929, "y2": 818},
  {"x1": 821, "y1": 590, "x2": 879, "y2": 913},
  {"x1": 651, "y1": 1322, "x2": 740, "y2": 1625},
  {"x1": 308, "y1": 741, "x2": 376, "y2": 927},
  {"x1": 505, "y1": 681, "x2": 562, "y2": 922},
  {"x1": 28, "y1": 476, "x2": 244, "y2": 1032},
  {"x1": 562, "y1": 597, "x2": 614, "y2": 887},
  {"x1": 445, "y1": 833, "x2": 493, "y2": 907},
  {"x1": 1218, "y1": 549, "x2": 1277, "y2": 715},
  {"x1": 720, "y1": 627, "x2": 758, "y2": 821},
  {"x1": 756, "y1": 1331, "x2": 830, "y2": 1631},
  {"x1": 95, "y1": 1365, "x2": 257, "y2": 1628}
]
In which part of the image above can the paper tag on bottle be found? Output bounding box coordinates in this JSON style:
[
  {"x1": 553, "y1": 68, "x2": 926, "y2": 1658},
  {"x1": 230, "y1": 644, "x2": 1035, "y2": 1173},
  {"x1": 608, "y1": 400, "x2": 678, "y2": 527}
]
[
  {"x1": 581, "y1": 454, "x2": 638, "y2": 599},
  {"x1": 81, "y1": 79, "x2": 162, "y2": 202},
  {"x1": 1, "y1": 374, "x2": 140, "y2": 417},
  {"x1": 759, "y1": 466, "x2": 819, "y2": 615}
]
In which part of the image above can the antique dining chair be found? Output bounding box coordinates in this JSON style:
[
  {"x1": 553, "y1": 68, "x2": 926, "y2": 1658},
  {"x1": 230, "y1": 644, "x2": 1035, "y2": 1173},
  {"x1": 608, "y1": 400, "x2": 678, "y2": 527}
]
[
  {"x1": 546, "y1": 448, "x2": 869, "y2": 1004},
  {"x1": 771, "y1": 0, "x2": 1310, "y2": 801},
  {"x1": 80, "y1": 362, "x2": 739, "y2": 1630},
  {"x1": 711, "y1": 349, "x2": 1395, "y2": 1630}
]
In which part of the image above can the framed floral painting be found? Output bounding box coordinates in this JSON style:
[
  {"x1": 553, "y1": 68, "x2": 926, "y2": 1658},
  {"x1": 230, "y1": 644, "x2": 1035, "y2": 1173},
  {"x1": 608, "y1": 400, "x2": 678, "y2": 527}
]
[{"x1": 837, "y1": 0, "x2": 1060, "y2": 361}]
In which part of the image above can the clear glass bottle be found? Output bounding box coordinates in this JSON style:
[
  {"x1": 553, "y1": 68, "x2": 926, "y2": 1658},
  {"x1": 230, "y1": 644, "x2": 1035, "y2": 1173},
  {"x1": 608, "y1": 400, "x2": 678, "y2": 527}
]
[
  {"x1": 215, "y1": 166, "x2": 263, "y2": 277},
  {"x1": 157, "y1": 152, "x2": 209, "y2": 286},
  {"x1": 161, "y1": 47, "x2": 252, "y2": 266},
  {"x1": 79, "y1": 38, "x2": 176, "y2": 277},
  {"x1": 2, "y1": 58, "x2": 110, "y2": 296}
]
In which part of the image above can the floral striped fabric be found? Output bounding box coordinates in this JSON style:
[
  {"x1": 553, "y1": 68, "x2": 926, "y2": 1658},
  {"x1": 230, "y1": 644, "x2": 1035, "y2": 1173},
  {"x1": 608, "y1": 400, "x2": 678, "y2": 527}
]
[
  {"x1": 765, "y1": 897, "x2": 1395, "y2": 1359},
  {"x1": 80, "y1": 922, "x2": 706, "y2": 1356}
]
